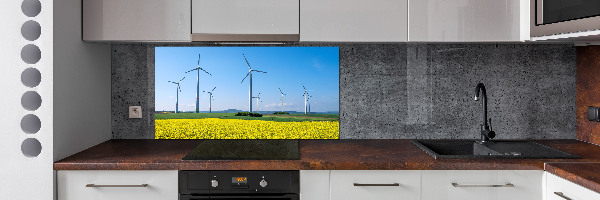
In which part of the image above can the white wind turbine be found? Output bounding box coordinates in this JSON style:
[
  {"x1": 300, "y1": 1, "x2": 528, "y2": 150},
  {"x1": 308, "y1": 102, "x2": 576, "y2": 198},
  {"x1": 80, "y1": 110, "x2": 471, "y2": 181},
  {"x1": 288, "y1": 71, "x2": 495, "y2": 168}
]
[
  {"x1": 302, "y1": 84, "x2": 310, "y2": 114},
  {"x1": 202, "y1": 87, "x2": 216, "y2": 113},
  {"x1": 252, "y1": 93, "x2": 262, "y2": 113},
  {"x1": 279, "y1": 88, "x2": 287, "y2": 113},
  {"x1": 185, "y1": 54, "x2": 212, "y2": 113},
  {"x1": 307, "y1": 94, "x2": 313, "y2": 113},
  {"x1": 240, "y1": 54, "x2": 267, "y2": 113},
  {"x1": 168, "y1": 77, "x2": 185, "y2": 113}
]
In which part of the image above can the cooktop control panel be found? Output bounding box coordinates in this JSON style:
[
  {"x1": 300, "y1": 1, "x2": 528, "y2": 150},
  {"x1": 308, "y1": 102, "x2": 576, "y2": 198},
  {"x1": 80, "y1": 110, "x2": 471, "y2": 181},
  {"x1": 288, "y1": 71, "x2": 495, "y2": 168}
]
[{"x1": 179, "y1": 170, "x2": 299, "y2": 194}]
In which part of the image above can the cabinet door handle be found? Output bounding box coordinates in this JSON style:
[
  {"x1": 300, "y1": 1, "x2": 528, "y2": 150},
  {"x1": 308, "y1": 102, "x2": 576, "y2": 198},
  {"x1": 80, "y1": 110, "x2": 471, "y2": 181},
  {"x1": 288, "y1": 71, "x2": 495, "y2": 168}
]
[
  {"x1": 86, "y1": 184, "x2": 149, "y2": 188},
  {"x1": 451, "y1": 183, "x2": 514, "y2": 188},
  {"x1": 353, "y1": 183, "x2": 400, "y2": 186},
  {"x1": 554, "y1": 192, "x2": 573, "y2": 200}
]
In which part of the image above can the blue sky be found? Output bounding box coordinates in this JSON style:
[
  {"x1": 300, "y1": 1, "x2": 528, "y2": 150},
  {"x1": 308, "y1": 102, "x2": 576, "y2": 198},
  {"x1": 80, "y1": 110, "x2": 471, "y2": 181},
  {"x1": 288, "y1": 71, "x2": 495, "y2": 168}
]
[{"x1": 155, "y1": 47, "x2": 339, "y2": 112}]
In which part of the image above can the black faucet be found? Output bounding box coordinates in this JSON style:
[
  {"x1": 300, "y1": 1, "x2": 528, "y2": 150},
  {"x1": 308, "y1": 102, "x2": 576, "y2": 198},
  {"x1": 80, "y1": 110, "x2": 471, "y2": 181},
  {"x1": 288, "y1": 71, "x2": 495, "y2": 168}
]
[{"x1": 474, "y1": 83, "x2": 495, "y2": 143}]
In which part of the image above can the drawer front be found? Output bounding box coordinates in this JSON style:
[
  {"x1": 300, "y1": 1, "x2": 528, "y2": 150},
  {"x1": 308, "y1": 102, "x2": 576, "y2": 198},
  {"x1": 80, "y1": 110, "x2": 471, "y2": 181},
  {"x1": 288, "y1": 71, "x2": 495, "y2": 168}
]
[
  {"x1": 192, "y1": 0, "x2": 299, "y2": 34},
  {"x1": 300, "y1": 170, "x2": 330, "y2": 200},
  {"x1": 83, "y1": 0, "x2": 191, "y2": 41},
  {"x1": 330, "y1": 170, "x2": 421, "y2": 200},
  {"x1": 422, "y1": 170, "x2": 542, "y2": 200},
  {"x1": 57, "y1": 170, "x2": 178, "y2": 200},
  {"x1": 546, "y1": 172, "x2": 600, "y2": 200}
]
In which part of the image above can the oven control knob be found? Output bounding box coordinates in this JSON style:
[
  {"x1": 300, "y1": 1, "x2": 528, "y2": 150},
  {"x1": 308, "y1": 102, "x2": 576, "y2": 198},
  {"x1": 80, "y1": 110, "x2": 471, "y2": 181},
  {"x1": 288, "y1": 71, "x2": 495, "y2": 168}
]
[
  {"x1": 259, "y1": 179, "x2": 267, "y2": 187},
  {"x1": 211, "y1": 180, "x2": 219, "y2": 188}
]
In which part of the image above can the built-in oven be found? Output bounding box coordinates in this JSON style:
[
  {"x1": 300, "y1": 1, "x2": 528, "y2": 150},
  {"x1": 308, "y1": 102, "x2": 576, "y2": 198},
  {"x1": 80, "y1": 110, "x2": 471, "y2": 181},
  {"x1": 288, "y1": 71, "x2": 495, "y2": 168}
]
[
  {"x1": 532, "y1": 0, "x2": 600, "y2": 37},
  {"x1": 179, "y1": 171, "x2": 299, "y2": 200}
]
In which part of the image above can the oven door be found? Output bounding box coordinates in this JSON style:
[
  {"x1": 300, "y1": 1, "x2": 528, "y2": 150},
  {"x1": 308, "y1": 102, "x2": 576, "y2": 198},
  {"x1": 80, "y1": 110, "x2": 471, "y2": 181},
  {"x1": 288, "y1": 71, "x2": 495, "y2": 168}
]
[{"x1": 180, "y1": 194, "x2": 299, "y2": 200}]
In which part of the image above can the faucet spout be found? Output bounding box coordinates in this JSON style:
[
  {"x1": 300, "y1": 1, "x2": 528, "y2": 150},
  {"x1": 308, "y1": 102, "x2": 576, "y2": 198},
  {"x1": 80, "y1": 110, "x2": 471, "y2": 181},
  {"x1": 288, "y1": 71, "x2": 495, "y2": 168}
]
[
  {"x1": 474, "y1": 83, "x2": 495, "y2": 142},
  {"x1": 474, "y1": 83, "x2": 488, "y2": 129}
]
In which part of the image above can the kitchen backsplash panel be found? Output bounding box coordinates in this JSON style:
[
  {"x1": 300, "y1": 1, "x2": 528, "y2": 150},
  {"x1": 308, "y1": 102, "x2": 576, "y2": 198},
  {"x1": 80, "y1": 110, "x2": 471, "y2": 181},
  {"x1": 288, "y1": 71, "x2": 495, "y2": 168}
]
[{"x1": 112, "y1": 43, "x2": 576, "y2": 139}]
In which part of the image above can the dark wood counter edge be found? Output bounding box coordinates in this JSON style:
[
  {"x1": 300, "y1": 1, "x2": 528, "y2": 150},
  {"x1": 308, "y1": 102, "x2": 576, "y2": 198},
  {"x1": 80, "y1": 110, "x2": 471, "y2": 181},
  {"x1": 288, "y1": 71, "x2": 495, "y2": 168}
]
[
  {"x1": 545, "y1": 162, "x2": 600, "y2": 194},
  {"x1": 53, "y1": 139, "x2": 600, "y2": 171}
]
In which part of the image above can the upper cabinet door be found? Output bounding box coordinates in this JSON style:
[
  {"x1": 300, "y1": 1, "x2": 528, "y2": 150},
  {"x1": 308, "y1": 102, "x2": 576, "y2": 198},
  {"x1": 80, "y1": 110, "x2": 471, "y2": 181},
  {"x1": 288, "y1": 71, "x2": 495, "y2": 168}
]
[
  {"x1": 83, "y1": 0, "x2": 191, "y2": 42},
  {"x1": 409, "y1": 0, "x2": 529, "y2": 42},
  {"x1": 191, "y1": 0, "x2": 300, "y2": 41},
  {"x1": 300, "y1": 0, "x2": 408, "y2": 42}
]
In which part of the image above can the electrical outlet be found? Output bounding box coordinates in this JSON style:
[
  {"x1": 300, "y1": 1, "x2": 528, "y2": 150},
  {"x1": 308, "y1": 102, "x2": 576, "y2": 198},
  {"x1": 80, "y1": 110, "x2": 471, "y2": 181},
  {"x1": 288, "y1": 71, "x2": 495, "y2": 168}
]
[{"x1": 129, "y1": 106, "x2": 142, "y2": 119}]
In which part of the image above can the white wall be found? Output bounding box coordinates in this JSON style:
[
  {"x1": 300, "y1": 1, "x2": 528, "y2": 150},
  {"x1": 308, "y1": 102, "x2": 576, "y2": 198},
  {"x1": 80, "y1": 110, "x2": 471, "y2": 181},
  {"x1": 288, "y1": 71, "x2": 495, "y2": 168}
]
[
  {"x1": 0, "y1": 0, "x2": 110, "y2": 199},
  {"x1": 53, "y1": 0, "x2": 111, "y2": 162}
]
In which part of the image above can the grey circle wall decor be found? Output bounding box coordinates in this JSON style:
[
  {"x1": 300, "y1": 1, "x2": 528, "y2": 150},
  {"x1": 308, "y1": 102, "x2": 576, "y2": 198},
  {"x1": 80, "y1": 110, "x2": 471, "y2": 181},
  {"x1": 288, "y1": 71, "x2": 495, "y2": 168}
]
[
  {"x1": 21, "y1": 20, "x2": 41, "y2": 41},
  {"x1": 21, "y1": 0, "x2": 43, "y2": 160},
  {"x1": 21, "y1": 44, "x2": 41, "y2": 64},
  {"x1": 21, "y1": 67, "x2": 41, "y2": 88},
  {"x1": 21, "y1": 91, "x2": 42, "y2": 111},
  {"x1": 20, "y1": 114, "x2": 41, "y2": 134},
  {"x1": 21, "y1": 0, "x2": 41, "y2": 17},
  {"x1": 21, "y1": 138, "x2": 42, "y2": 157}
]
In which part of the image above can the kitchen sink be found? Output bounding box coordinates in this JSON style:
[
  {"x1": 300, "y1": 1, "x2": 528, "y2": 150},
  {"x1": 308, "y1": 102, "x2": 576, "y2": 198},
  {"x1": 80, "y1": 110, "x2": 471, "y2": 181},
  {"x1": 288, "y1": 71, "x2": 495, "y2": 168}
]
[{"x1": 412, "y1": 140, "x2": 579, "y2": 159}]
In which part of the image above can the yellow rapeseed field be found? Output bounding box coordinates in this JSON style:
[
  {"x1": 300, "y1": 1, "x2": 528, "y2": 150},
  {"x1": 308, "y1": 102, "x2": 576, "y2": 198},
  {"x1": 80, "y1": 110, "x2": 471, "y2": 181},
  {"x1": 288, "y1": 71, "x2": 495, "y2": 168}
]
[{"x1": 155, "y1": 118, "x2": 339, "y2": 139}]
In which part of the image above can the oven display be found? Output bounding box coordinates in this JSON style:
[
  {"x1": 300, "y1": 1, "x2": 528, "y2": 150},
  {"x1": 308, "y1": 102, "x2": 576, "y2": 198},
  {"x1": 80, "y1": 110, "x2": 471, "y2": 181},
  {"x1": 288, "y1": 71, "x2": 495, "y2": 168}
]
[{"x1": 232, "y1": 177, "x2": 247, "y2": 184}]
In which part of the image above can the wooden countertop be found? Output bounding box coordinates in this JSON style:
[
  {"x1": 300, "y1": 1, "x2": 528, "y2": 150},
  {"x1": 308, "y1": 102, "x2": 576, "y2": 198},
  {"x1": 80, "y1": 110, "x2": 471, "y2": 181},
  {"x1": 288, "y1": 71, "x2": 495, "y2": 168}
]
[
  {"x1": 54, "y1": 139, "x2": 600, "y2": 171},
  {"x1": 545, "y1": 162, "x2": 600, "y2": 194},
  {"x1": 54, "y1": 139, "x2": 600, "y2": 193}
]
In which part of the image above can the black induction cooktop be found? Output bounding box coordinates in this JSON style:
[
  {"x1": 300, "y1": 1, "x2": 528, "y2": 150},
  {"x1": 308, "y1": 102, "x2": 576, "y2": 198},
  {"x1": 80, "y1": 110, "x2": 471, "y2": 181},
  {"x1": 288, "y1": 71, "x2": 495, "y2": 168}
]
[{"x1": 182, "y1": 140, "x2": 300, "y2": 160}]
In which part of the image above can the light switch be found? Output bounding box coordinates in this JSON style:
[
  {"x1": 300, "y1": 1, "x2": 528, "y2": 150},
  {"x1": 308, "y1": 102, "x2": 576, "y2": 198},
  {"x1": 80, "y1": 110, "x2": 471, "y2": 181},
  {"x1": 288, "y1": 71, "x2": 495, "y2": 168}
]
[{"x1": 129, "y1": 106, "x2": 142, "y2": 119}]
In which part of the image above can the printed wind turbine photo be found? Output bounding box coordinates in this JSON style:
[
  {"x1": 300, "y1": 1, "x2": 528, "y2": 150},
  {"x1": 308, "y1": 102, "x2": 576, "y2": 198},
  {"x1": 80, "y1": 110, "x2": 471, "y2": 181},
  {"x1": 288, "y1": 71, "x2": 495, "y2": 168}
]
[{"x1": 154, "y1": 47, "x2": 340, "y2": 139}]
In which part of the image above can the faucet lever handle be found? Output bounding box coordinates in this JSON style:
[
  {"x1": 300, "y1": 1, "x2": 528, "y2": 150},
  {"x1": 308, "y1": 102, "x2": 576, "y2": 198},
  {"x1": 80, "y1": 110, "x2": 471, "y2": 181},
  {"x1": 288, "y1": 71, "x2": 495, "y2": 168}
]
[{"x1": 488, "y1": 118, "x2": 493, "y2": 131}]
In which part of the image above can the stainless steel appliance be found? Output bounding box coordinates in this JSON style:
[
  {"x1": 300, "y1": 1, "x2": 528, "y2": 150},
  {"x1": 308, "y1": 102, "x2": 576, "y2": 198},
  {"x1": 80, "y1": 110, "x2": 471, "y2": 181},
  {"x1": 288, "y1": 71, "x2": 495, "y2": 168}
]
[
  {"x1": 532, "y1": 0, "x2": 600, "y2": 37},
  {"x1": 179, "y1": 171, "x2": 299, "y2": 200}
]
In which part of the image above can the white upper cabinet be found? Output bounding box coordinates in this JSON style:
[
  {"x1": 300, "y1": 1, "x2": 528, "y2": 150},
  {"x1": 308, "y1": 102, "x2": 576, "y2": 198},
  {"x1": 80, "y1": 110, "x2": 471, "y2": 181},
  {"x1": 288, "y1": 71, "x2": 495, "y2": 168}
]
[
  {"x1": 409, "y1": 0, "x2": 530, "y2": 42},
  {"x1": 300, "y1": 0, "x2": 408, "y2": 42},
  {"x1": 83, "y1": 0, "x2": 191, "y2": 42},
  {"x1": 191, "y1": 0, "x2": 300, "y2": 41}
]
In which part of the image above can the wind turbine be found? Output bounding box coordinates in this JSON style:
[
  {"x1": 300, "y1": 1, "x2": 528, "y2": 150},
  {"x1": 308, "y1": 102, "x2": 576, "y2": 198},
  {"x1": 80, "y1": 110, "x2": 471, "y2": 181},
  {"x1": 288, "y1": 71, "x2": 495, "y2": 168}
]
[
  {"x1": 252, "y1": 93, "x2": 262, "y2": 113},
  {"x1": 279, "y1": 88, "x2": 287, "y2": 113},
  {"x1": 185, "y1": 54, "x2": 212, "y2": 113},
  {"x1": 302, "y1": 84, "x2": 309, "y2": 114},
  {"x1": 168, "y1": 77, "x2": 185, "y2": 113},
  {"x1": 240, "y1": 54, "x2": 267, "y2": 113},
  {"x1": 202, "y1": 87, "x2": 216, "y2": 113},
  {"x1": 307, "y1": 94, "x2": 313, "y2": 113}
]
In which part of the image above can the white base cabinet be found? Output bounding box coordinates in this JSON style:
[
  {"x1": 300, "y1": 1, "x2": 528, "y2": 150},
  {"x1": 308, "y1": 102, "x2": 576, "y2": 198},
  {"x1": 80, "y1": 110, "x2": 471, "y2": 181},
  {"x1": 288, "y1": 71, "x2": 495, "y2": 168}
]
[
  {"x1": 422, "y1": 170, "x2": 542, "y2": 200},
  {"x1": 56, "y1": 170, "x2": 600, "y2": 200},
  {"x1": 57, "y1": 170, "x2": 178, "y2": 200},
  {"x1": 330, "y1": 170, "x2": 421, "y2": 200},
  {"x1": 545, "y1": 172, "x2": 600, "y2": 200},
  {"x1": 300, "y1": 170, "x2": 330, "y2": 200}
]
